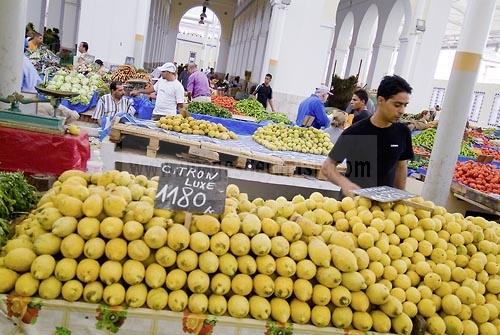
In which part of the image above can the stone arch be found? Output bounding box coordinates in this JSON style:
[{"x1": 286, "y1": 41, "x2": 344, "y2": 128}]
[
  {"x1": 160, "y1": 0, "x2": 235, "y2": 72},
  {"x1": 346, "y1": 3, "x2": 379, "y2": 83},
  {"x1": 332, "y1": 12, "x2": 354, "y2": 77}
]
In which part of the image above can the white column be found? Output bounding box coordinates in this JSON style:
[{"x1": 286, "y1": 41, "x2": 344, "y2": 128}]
[
  {"x1": 164, "y1": 25, "x2": 178, "y2": 63},
  {"x1": 407, "y1": 0, "x2": 452, "y2": 112},
  {"x1": 217, "y1": 37, "x2": 230, "y2": 73},
  {"x1": 422, "y1": 0, "x2": 496, "y2": 206},
  {"x1": 394, "y1": 0, "x2": 427, "y2": 78},
  {"x1": 259, "y1": 0, "x2": 289, "y2": 81},
  {"x1": 345, "y1": 46, "x2": 369, "y2": 78},
  {"x1": 0, "y1": 0, "x2": 27, "y2": 98},
  {"x1": 367, "y1": 43, "x2": 396, "y2": 88}
]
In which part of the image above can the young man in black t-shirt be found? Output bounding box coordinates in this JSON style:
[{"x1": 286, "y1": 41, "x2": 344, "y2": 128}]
[
  {"x1": 321, "y1": 75, "x2": 414, "y2": 196},
  {"x1": 253, "y1": 74, "x2": 275, "y2": 111}
]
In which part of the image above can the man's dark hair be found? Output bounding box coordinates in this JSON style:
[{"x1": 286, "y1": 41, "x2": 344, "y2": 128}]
[
  {"x1": 377, "y1": 75, "x2": 412, "y2": 100},
  {"x1": 81, "y1": 41, "x2": 89, "y2": 51},
  {"x1": 353, "y1": 89, "x2": 369, "y2": 104},
  {"x1": 95, "y1": 59, "x2": 104, "y2": 66},
  {"x1": 265, "y1": 74, "x2": 272, "y2": 79},
  {"x1": 110, "y1": 81, "x2": 122, "y2": 91}
]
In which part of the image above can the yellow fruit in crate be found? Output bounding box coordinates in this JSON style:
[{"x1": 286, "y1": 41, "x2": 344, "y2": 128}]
[
  {"x1": 4, "y1": 237, "x2": 33, "y2": 253},
  {"x1": 128, "y1": 240, "x2": 151, "y2": 261},
  {"x1": 166, "y1": 269, "x2": 187, "y2": 291},
  {"x1": 316, "y1": 266, "x2": 342, "y2": 288},
  {"x1": 241, "y1": 214, "x2": 261, "y2": 237},
  {"x1": 280, "y1": 220, "x2": 302, "y2": 242},
  {"x1": 269, "y1": 298, "x2": 290, "y2": 323},
  {"x1": 0, "y1": 268, "x2": 18, "y2": 293},
  {"x1": 228, "y1": 295, "x2": 249, "y2": 318},
  {"x1": 392, "y1": 313, "x2": 413, "y2": 335},
  {"x1": 167, "y1": 224, "x2": 190, "y2": 251},
  {"x1": 99, "y1": 260, "x2": 122, "y2": 285},
  {"x1": 261, "y1": 218, "x2": 280, "y2": 237},
  {"x1": 84, "y1": 237, "x2": 105, "y2": 259},
  {"x1": 380, "y1": 295, "x2": 403, "y2": 317},
  {"x1": 418, "y1": 298, "x2": 436, "y2": 317},
  {"x1": 293, "y1": 279, "x2": 313, "y2": 302},
  {"x1": 273, "y1": 276, "x2": 293, "y2": 299},
  {"x1": 220, "y1": 214, "x2": 241, "y2": 236},
  {"x1": 276, "y1": 257, "x2": 296, "y2": 277},
  {"x1": 52, "y1": 216, "x2": 78, "y2": 237},
  {"x1": 455, "y1": 286, "x2": 476, "y2": 305},
  {"x1": 76, "y1": 259, "x2": 100, "y2": 283},
  {"x1": 331, "y1": 245, "x2": 358, "y2": 272},
  {"x1": 60, "y1": 233, "x2": 84, "y2": 259},
  {"x1": 424, "y1": 272, "x2": 442, "y2": 290},
  {"x1": 33, "y1": 233, "x2": 61, "y2": 255},
  {"x1": 145, "y1": 217, "x2": 167, "y2": 230},
  {"x1": 57, "y1": 195, "x2": 83, "y2": 218},
  {"x1": 187, "y1": 269, "x2": 210, "y2": 294},
  {"x1": 125, "y1": 283, "x2": 147, "y2": 308},
  {"x1": 331, "y1": 285, "x2": 351, "y2": 306},
  {"x1": 219, "y1": 254, "x2": 238, "y2": 276},
  {"x1": 145, "y1": 263, "x2": 166, "y2": 289},
  {"x1": 14, "y1": 273, "x2": 39, "y2": 297},
  {"x1": 341, "y1": 272, "x2": 366, "y2": 292},
  {"x1": 486, "y1": 278, "x2": 500, "y2": 294},
  {"x1": 296, "y1": 259, "x2": 316, "y2": 280},
  {"x1": 103, "y1": 283, "x2": 125, "y2": 306},
  {"x1": 105, "y1": 238, "x2": 127, "y2": 261},
  {"x1": 248, "y1": 296, "x2": 271, "y2": 320},
  {"x1": 255, "y1": 255, "x2": 275, "y2": 275},
  {"x1": 371, "y1": 310, "x2": 391, "y2": 333},
  {"x1": 37, "y1": 207, "x2": 63, "y2": 230},
  {"x1": 31, "y1": 255, "x2": 56, "y2": 280},
  {"x1": 129, "y1": 184, "x2": 145, "y2": 201},
  {"x1": 351, "y1": 291, "x2": 370, "y2": 312},
  {"x1": 188, "y1": 293, "x2": 208, "y2": 314},
  {"x1": 194, "y1": 215, "x2": 220, "y2": 235},
  {"x1": 310, "y1": 306, "x2": 330, "y2": 327},
  {"x1": 61, "y1": 279, "x2": 83, "y2": 301},
  {"x1": 5, "y1": 247, "x2": 36, "y2": 272},
  {"x1": 289, "y1": 299, "x2": 310, "y2": 325},
  {"x1": 77, "y1": 217, "x2": 100, "y2": 240},
  {"x1": 329, "y1": 231, "x2": 355, "y2": 251},
  {"x1": 289, "y1": 240, "x2": 308, "y2": 261},
  {"x1": 189, "y1": 232, "x2": 210, "y2": 253},
  {"x1": 61, "y1": 183, "x2": 89, "y2": 201},
  {"x1": 54, "y1": 258, "x2": 77, "y2": 281},
  {"x1": 38, "y1": 276, "x2": 62, "y2": 299},
  {"x1": 155, "y1": 246, "x2": 176, "y2": 267},
  {"x1": 146, "y1": 288, "x2": 169, "y2": 310},
  {"x1": 230, "y1": 233, "x2": 250, "y2": 256},
  {"x1": 251, "y1": 234, "x2": 272, "y2": 256},
  {"x1": 472, "y1": 305, "x2": 490, "y2": 324},
  {"x1": 176, "y1": 249, "x2": 198, "y2": 272},
  {"x1": 210, "y1": 232, "x2": 230, "y2": 256},
  {"x1": 103, "y1": 195, "x2": 127, "y2": 218},
  {"x1": 209, "y1": 273, "x2": 230, "y2": 295},
  {"x1": 208, "y1": 295, "x2": 227, "y2": 316},
  {"x1": 352, "y1": 311, "x2": 372, "y2": 332},
  {"x1": 123, "y1": 260, "x2": 145, "y2": 285},
  {"x1": 198, "y1": 251, "x2": 218, "y2": 274},
  {"x1": 332, "y1": 306, "x2": 353, "y2": 328},
  {"x1": 308, "y1": 238, "x2": 331, "y2": 267},
  {"x1": 444, "y1": 315, "x2": 464, "y2": 335},
  {"x1": 122, "y1": 221, "x2": 144, "y2": 241},
  {"x1": 270, "y1": 236, "x2": 289, "y2": 258}
]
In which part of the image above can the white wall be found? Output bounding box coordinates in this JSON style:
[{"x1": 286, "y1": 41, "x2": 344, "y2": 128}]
[
  {"x1": 61, "y1": 0, "x2": 79, "y2": 49},
  {"x1": 433, "y1": 79, "x2": 500, "y2": 128},
  {"x1": 46, "y1": 0, "x2": 63, "y2": 30},
  {"x1": 25, "y1": 0, "x2": 44, "y2": 32},
  {"x1": 78, "y1": 0, "x2": 149, "y2": 65},
  {"x1": 174, "y1": 39, "x2": 219, "y2": 69}
]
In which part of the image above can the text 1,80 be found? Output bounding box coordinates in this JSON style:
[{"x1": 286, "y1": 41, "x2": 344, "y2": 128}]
[{"x1": 156, "y1": 185, "x2": 207, "y2": 209}]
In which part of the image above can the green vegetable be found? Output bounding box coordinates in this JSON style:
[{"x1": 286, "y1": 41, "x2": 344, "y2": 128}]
[
  {"x1": 412, "y1": 129, "x2": 476, "y2": 158},
  {"x1": 235, "y1": 99, "x2": 291, "y2": 124},
  {"x1": 0, "y1": 172, "x2": 38, "y2": 220},
  {"x1": 188, "y1": 102, "x2": 233, "y2": 119},
  {"x1": 55, "y1": 327, "x2": 72, "y2": 335}
]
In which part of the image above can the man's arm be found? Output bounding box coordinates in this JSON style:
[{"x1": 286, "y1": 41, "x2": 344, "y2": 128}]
[
  {"x1": 321, "y1": 157, "x2": 360, "y2": 197},
  {"x1": 130, "y1": 86, "x2": 155, "y2": 96},
  {"x1": 314, "y1": 103, "x2": 330, "y2": 128},
  {"x1": 186, "y1": 76, "x2": 194, "y2": 101},
  {"x1": 394, "y1": 160, "x2": 408, "y2": 190},
  {"x1": 92, "y1": 97, "x2": 105, "y2": 120},
  {"x1": 268, "y1": 99, "x2": 275, "y2": 112}
]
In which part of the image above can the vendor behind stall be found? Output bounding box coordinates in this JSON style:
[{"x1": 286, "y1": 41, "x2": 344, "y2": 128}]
[
  {"x1": 131, "y1": 62, "x2": 184, "y2": 119},
  {"x1": 92, "y1": 81, "x2": 135, "y2": 123},
  {"x1": 295, "y1": 85, "x2": 332, "y2": 129}
]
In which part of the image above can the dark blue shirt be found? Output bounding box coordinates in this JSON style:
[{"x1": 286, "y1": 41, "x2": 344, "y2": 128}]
[{"x1": 296, "y1": 95, "x2": 329, "y2": 129}]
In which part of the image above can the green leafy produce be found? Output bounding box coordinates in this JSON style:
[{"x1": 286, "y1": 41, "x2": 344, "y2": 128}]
[
  {"x1": 253, "y1": 124, "x2": 333, "y2": 155},
  {"x1": 0, "y1": 218, "x2": 10, "y2": 248},
  {"x1": 235, "y1": 99, "x2": 291, "y2": 124},
  {"x1": 188, "y1": 102, "x2": 233, "y2": 119},
  {"x1": 0, "y1": 172, "x2": 38, "y2": 220},
  {"x1": 412, "y1": 129, "x2": 476, "y2": 158}
]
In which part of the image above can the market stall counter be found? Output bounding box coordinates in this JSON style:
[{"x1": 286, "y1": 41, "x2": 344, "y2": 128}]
[{"x1": 0, "y1": 126, "x2": 90, "y2": 175}]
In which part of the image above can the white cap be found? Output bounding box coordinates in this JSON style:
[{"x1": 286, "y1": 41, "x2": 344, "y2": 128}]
[
  {"x1": 158, "y1": 62, "x2": 177, "y2": 73},
  {"x1": 315, "y1": 84, "x2": 333, "y2": 95}
]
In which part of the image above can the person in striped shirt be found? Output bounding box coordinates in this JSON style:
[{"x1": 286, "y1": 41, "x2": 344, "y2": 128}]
[{"x1": 92, "y1": 81, "x2": 135, "y2": 122}]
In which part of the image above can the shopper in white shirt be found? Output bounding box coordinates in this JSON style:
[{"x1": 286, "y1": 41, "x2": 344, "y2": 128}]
[{"x1": 131, "y1": 62, "x2": 185, "y2": 118}]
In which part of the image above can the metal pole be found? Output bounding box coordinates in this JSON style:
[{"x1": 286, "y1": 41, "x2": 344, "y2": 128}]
[{"x1": 422, "y1": 0, "x2": 496, "y2": 205}]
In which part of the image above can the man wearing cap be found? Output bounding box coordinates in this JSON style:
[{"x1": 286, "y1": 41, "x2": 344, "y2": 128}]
[
  {"x1": 295, "y1": 85, "x2": 332, "y2": 129},
  {"x1": 132, "y1": 62, "x2": 185, "y2": 118},
  {"x1": 187, "y1": 62, "x2": 211, "y2": 102}
]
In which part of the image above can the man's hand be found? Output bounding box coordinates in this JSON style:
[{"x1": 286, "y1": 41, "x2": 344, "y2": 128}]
[
  {"x1": 130, "y1": 90, "x2": 139, "y2": 96},
  {"x1": 338, "y1": 179, "x2": 361, "y2": 198}
]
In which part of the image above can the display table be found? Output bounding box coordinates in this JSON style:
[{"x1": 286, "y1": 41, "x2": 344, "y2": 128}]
[
  {"x1": 0, "y1": 294, "x2": 383, "y2": 335},
  {"x1": 0, "y1": 126, "x2": 90, "y2": 175}
]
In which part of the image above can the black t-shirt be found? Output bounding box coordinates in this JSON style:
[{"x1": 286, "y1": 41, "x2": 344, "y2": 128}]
[
  {"x1": 328, "y1": 117, "x2": 414, "y2": 188},
  {"x1": 255, "y1": 84, "x2": 272, "y2": 108},
  {"x1": 352, "y1": 109, "x2": 370, "y2": 124}
]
